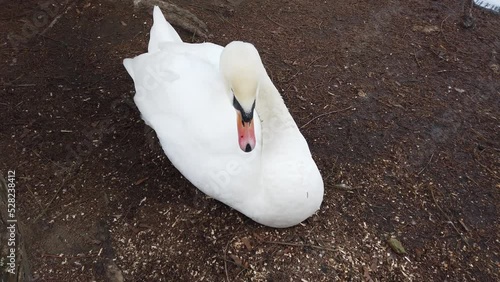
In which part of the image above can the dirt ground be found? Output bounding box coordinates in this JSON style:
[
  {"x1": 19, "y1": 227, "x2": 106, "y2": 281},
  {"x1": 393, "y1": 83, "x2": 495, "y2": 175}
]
[{"x1": 1, "y1": 0, "x2": 499, "y2": 281}]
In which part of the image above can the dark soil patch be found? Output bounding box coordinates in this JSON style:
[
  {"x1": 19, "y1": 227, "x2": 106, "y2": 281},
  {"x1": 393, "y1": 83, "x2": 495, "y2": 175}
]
[{"x1": 1, "y1": 0, "x2": 499, "y2": 281}]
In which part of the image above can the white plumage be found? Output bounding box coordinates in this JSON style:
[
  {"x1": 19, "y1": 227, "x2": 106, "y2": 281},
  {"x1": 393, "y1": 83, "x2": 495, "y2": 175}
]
[{"x1": 123, "y1": 6, "x2": 323, "y2": 228}]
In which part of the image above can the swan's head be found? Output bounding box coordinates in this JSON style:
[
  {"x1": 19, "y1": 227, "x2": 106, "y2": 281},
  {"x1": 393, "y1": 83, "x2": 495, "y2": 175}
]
[{"x1": 220, "y1": 41, "x2": 263, "y2": 153}]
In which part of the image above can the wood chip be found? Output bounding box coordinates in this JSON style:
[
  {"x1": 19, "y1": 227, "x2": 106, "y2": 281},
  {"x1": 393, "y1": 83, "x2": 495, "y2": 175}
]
[
  {"x1": 229, "y1": 254, "x2": 248, "y2": 268},
  {"x1": 253, "y1": 232, "x2": 264, "y2": 242},
  {"x1": 412, "y1": 25, "x2": 439, "y2": 33},
  {"x1": 135, "y1": 177, "x2": 149, "y2": 185},
  {"x1": 241, "y1": 237, "x2": 252, "y2": 251}
]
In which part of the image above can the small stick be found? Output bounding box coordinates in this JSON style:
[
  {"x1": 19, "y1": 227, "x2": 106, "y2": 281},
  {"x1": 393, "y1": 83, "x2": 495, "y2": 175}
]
[
  {"x1": 263, "y1": 240, "x2": 337, "y2": 252},
  {"x1": 412, "y1": 52, "x2": 421, "y2": 68},
  {"x1": 458, "y1": 219, "x2": 470, "y2": 233},
  {"x1": 41, "y1": 253, "x2": 95, "y2": 258},
  {"x1": 470, "y1": 128, "x2": 500, "y2": 151},
  {"x1": 224, "y1": 239, "x2": 232, "y2": 282},
  {"x1": 465, "y1": 173, "x2": 480, "y2": 187},
  {"x1": 0, "y1": 84, "x2": 36, "y2": 87},
  {"x1": 40, "y1": 34, "x2": 69, "y2": 47},
  {"x1": 301, "y1": 106, "x2": 353, "y2": 128},
  {"x1": 265, "y1": 14, "x2": 286, "y2": 28},
  {"x1": 40, "y1": 1, "x2": 77, "y2": 36},
  {"x1": 221, "y1": 257, "x2": 250, "y2": 270},
  {"x1": 440, "y1": 14, "x2": 453, "y2": 46},
  {"x1": 473, "y1": 155, "x2": 500, "y2": 180},
  {"x1": 283, "y1": 56, "x2": 323, "y2": 84},
  {"x1": 27, "y1": 186, "x2": 44, "y2": 210},
  {"x1": 417, "y1": 152, "x2": 434, "y2": 175},
  {"x1": 34, "y1": 176, "x2": 73, "y2": 222},
  {"x1": 430, "y1": 187, "x2": 469, "y2": 246}
]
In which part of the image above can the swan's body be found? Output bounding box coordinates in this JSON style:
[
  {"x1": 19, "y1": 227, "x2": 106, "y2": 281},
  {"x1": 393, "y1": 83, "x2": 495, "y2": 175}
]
[{"x1": 123, "y1": 6, "x2": 323, "y2": 228}]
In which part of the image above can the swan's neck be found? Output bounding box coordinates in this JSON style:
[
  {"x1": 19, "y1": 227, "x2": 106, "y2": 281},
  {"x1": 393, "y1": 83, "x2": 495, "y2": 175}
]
[{"x1": 256, "y1": 73, "x2": 298, "y2": 148}]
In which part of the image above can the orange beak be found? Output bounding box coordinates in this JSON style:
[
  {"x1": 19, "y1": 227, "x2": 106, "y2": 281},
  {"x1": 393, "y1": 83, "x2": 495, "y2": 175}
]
[{"x1": 236, "y1": 111, "x2": 256, "y2": 152}]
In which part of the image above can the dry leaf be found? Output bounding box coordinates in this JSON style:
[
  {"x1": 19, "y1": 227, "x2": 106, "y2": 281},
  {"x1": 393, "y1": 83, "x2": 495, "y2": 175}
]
[{"x1": 387, "y1": 238, "x2": 406, "y2": 255}]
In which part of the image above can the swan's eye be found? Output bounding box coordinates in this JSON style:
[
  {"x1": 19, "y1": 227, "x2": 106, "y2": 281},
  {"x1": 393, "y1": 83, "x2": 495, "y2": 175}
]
[{"x1": 233, "y1": 97, "x2": 254, "y2": 123}]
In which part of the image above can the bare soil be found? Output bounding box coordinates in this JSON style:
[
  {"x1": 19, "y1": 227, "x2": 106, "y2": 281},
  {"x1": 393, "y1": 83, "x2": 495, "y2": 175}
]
[{"x1": 1, "y1": 0, "x2": 499, "y2": 281}]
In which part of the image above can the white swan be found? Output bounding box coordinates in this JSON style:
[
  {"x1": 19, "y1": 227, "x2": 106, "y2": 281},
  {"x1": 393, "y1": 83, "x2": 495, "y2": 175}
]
[{"x1": 123, "y1": 6, "x2": 323, "y2": 228}]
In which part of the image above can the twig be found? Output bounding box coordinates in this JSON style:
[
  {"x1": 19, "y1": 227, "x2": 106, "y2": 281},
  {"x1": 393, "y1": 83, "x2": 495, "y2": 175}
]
[
  {"x1": 373, "y1": 96, "x2": 405, "y2": 110},
  {"x1": 221, "y1": 257, "x2": 250, "y2": 270},
  {"x1": 40, "y1": 1, "x2": 76, "y2": 36},
  {"x1": 263, "y1": 240, "x2": 337, "y2": 252},
  {"x1": 436, "y1": 69, "x2": 473, "y2": 73},
  {"x1": 27, "y1": 186, "x2": 44, "y2": 210},
  {"x1": 41, "y1": 253, "x2": 95, "y2": 258},
  {"x1": 283, "y1": 56, "x2": 323, "y2": 84},
  {"x1": 417, "y1": 152, "x2": 434, "y2": 175},
  {"x1": 473, "y1": 154, "x2": 500, "y2": 180},
  {"x1": 470, "y1": 128, "x2": 500, "y2": 152},
  {"x1": 458, "y1": 219, "x2": 470, "y2": 233},
  {"x1": 430, "y1": 187, "x2": 469, "y2": 246},
  {"x1": 224, "y1": 239, "x2": 232, "y2": 282},
  {"x1": 40, "y1": 34, "x2": 69, "y2": 48},
  {"x1": 465, "y1": 173, "x2": 480, "y2": 187},
  {"x1": 412, "y1": 52, "x2": 421, "y2": 68},
  {"x1": 234, "y1": 268, "x2": 247, "y2": 281},
  {"x1": 0, "y1": 10, "x2": 31, "y2": 21},
  {"x1": 440, "y1": 14, "x2": 452, "y2": 46},
  {"x1": 0, "y1": 83, "x2": 36, "y2": 87},
  {"x1": 33, "y1": 176, "x2": 73, "y2": 222},
  {"x1": 301, "y1": 106, "x2": 353, "y2": 128},
  {"x1": 215, "y1": 12, "x2": 236, "y2": 28},
  {"x1": 265, "y1": 14, "x2": 286, "y2": 28}
]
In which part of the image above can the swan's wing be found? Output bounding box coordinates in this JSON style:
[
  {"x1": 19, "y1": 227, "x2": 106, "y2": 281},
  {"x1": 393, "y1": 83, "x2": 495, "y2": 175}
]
[{"x1": 124, "y1": 43, "x2": 223, "y2": 125}]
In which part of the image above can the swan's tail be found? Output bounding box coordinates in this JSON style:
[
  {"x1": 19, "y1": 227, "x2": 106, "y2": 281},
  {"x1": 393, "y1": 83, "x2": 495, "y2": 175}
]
[{"x1": 148, "y1": 6, "x2": 182, "y2": 53}]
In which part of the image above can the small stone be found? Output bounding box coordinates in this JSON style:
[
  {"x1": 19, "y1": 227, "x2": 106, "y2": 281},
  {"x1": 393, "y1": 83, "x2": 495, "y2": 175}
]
[{"x1": 490, "y1": 63, "x2": 499, "y2": 74}]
